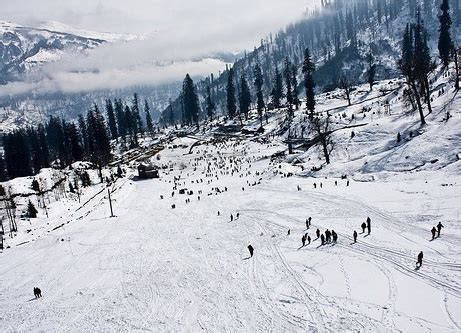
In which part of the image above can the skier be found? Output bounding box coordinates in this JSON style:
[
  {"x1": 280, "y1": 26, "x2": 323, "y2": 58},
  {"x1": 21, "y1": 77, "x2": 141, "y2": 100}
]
[
  {"x1": 248, "y1": 245, "x2": 254, "y2": 258},
  {"x1": 353, "y1": 230, "x2": 358, "y2": 243},
  {"x1": 431, "y1": 227, "x2": 437, "y2": 240},
  {"x1": 366, "y1": 217, "x2": 371, "y2": 235},
  {"x1": 437, "y1": 222, "x2": 444, "y2": 237},
  {"x1": 320, "y1": 234, "x2": 325, "y2": 245},
  {"x1": 361, "y1": 222, "x2": 367, "y2": 234},
  {"x1": 416, "y1": 251, "x2": 424, "y2": 267},
  {"x1": 316, "y1": 229, "x2": 320, "y2": 239},
  {"x1": 332, "y1": 230, "x2": 338, "y2": 243}
]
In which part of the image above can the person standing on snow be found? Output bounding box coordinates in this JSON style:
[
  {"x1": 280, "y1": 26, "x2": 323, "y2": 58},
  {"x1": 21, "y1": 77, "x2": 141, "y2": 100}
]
[
  {"x1": 431, "y1": 227, "x2": 437, "y2": 240},
  {"x1": 320, "y1": 234, "x2": 325, "y2": 246},
  {"x1": 302, "y1": 234, "x2": 306, "y2": 247},
  {"x1": 366, "y1": 217, "x2": 371, "y2": 235},
  {"x1": 353, "y1": 230, "x2": 358, "y2": 243},
  {"x1": 437, "y1": 222, "x2": 444, "y2": 237},
  {"x1": 361, "y1": 222, "x2": 367, "y2": 234},
  {"x1": 332, "y1": 230, "x2": 338, "y2": 243},
  {"x1": 248, "y1": 245, "x2": 254, "y2": 258},
  {"x1": 316, "y1": 229, "x2": 320, "y2": 239},
  {"x1": 416, "y1": 251, "x2": 424, "y2": 267}
]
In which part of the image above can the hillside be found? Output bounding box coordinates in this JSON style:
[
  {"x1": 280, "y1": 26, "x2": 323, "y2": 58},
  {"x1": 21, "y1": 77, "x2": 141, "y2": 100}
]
[{"x1": 1, "y1": 75, "x2": 460, "y2": 331}]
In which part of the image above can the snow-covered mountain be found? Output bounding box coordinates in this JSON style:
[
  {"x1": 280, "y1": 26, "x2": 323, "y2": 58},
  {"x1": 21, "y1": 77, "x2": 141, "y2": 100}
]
[{"x1": 0, "y1": 20, "x2": 139, "y2": 84}]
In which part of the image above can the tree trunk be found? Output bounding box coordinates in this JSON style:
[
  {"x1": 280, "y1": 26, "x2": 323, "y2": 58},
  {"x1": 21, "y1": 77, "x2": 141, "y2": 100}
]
[
  {"x1": 423, "y1": 77, "x2": 432, "y2": 114},
  {"x1": 322, "y1": 137, "x2": 330, "y2": 164},
  {"x1": 410, "y1": 82, "x2": 426, "y2": 125}
]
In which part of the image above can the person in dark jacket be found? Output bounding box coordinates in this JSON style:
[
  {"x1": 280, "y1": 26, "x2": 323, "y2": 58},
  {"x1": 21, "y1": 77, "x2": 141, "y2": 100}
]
[
  {"x1": 353, "y1": 230, "x2": 358, "y2": 243},
  {"x1": 366, "y1": 217, "x2": 371, "y2": 235},
  {"x1": 302, "y1": 234, "x2": 306, "y2": 247},
  {"x1": 332, "y1": 230, "x2": 338, "y2": 243},
  {"x1": 307, "y1": 235, "x2": 311, "y2": 245},
  {"x1": 431, "y1": 227, "x2": 437, "y2": 240},
  {"x1": 248, "y1": 245, "x2": 254, "y2": 257},
  {"x1": 316, "y1": 229, "x2": 320, "y2": 239},
  {"x1": 416, "y1": 251, "x2": 423, "y2": 267},
  {"x1": 325, "y1": 230, "x2": 331, "y2": 243},
  {"x1": 361, "y1": 222, "x2": 367, "y2": 234},
  {"x1": 437, "y1": 222, "x2": 444, "y2": 237},
  {"x1": 320, "y1": 234, "x2": 325, "y2": 245}
]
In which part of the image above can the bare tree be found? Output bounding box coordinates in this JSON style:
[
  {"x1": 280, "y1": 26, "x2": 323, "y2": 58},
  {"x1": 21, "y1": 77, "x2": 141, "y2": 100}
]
[
  {"x1": 312, "y1": 114, "x2": 334, "y2": 165},
  {"x1": 338, "y1": 73, "x2": 353, "y2": 106}
]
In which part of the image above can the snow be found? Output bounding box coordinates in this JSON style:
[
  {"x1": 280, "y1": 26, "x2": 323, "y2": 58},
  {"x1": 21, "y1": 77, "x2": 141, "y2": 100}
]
[{"x1": 1, "y1": 75, "x2": 461, "y2": 331}]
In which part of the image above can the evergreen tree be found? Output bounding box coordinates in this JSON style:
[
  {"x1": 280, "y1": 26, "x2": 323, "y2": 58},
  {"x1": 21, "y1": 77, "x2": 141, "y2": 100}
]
[
  {"x1": 302, "y1": 48, "x2": 316, "y2": 115},
  {"x1": 284, "y1": 57, "x2": 294, "y2": 116},
  {"x1": 87, "y1": 105, "x2": 112, "y2": 179},
  {"x1": 270, "y1": 66, "x2": 284, "y2": 109},
  {"x1": 105, "y1": 99, "x2": 118, "y2": 140},
  {"x1": 367, "y1": 53, "x2": 376, "y2": 91},
  {"x1": 144, "y1": 99, "x2": 154, "y2": 134},
  {"x1": 0, "y1": 154, "x2": 7, "y2": 182},
  {"x1": 114, "y1": 99, "x2": 126, "y2": 138},
  {"x1": 291, "y1": 64, "x2": 300, "y2": 109},
  {"x1": 226, "y1": 68, "x2": 237, "y2": 118},
  {"x1": 27, "y1": 200, "x2": 38, "y2": 218},
  {"x1": 205, "y1": 85, "x2": 215, "y2": 121},
  {"x1": 68, "y1": 122, "x2": 84, "y2": 162},
  {"x1": 132, "y1": 93, "x2": 143, "y2": 134},
  {"x1": 78, "y1": 114, "x2": 89, "y2": 157},
  {"x1": 37, "y1": 124, "x2": 50, "y2": 168},
  {"x1": 182, "y1": 74, "x2": 200, "y2": 125},
  {"x1": 254, "y1": 63, "x2": 265, "y2": 126},
  {"x1": 238, "y1": 75, "x2": 252, "y2": 119},
  {"x1": 3, "y1": 130, "x2": 33, "y2": 178},
  {"x1": 438, "y1": 0, "x2": 453, "y2": 67}
]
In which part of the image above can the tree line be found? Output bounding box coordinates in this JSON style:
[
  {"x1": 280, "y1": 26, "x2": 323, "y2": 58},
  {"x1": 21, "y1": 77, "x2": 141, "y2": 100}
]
[{"x1": 1, "y1": 93, "x2": 155, "y2": 181}]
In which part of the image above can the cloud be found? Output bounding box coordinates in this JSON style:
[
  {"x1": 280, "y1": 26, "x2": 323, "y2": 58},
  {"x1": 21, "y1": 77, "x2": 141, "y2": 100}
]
[{"x1": 1, "y1": 0, "x2": 319, "y2": 96}]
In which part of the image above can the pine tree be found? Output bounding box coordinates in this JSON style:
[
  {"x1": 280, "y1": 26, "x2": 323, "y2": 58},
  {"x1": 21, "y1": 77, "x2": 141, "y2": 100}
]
[
  {"x1": 114, "y1": 99, "x2": 126, "y2": 139},
  {"x1": 87, "y1": 105, "x2": 112, "y2": 180},
  {"x1": 132, "y1": 93, "x2": 143, "y2": 134},
  {"x1": 205, "y1": 85, "x2": 215, "y2": 121},
  {"x1": 106, "y1": 99, "x2": 118, "y2": 140},
  {"x1": 27, "y1": 200, "x2": 38, "y2": 218},
  {"x1": 144, "y1": 99, "x2": 154, "y2": 134},
  {"x1": 226, "y1": 68, "x2": 237, "y2": 118},
  {"x1": 238, "y1": 75, "x2": 252, "y2": 119},
  {"x1": 0, "y1": 154, "x2": 7, "y2": 182},
  {"x1": 367, "y1": 53, "x2": 376, "y2": 91},
  {"x1": 254, "y1": 63, "x2": 265, "y2": 126},
  {"x1": 270, "y1": 66, "x2": 284, "y2": 109},
  {"x1": 302, "y1": 48, "x2": 316, "y2": 115},
  {"x1": 291, "y1": 64, "x2": 300, "y2": 109},
  {"x1": 438, "y1": 0, "x2": 453, "y2": 67},
  {"x1": 78, "y1": 114, "x2": 89, "y2": 157},
  {"x1": 284, "y1": 57, "x2": 294, "y2": 116},
  {"x1": 182, "y1": 74, "x2": 200, "y2": 125}
]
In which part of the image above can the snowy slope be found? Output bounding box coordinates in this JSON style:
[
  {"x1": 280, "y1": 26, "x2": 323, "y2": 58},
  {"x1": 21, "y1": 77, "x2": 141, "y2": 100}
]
[{"x1": 1, "y1": 76, "x2": 461, "y2": 331}]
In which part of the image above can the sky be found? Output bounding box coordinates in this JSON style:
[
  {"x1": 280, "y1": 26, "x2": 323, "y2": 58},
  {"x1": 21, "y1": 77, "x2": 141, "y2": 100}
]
[{"x1": 1, "y1": 0, "x2": 319, "y2": 96}]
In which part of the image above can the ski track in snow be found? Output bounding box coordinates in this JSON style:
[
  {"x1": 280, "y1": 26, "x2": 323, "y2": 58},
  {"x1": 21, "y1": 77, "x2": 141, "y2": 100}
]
[{"x1": 1, "y1": 137, "x2": 461, "y2": 332}]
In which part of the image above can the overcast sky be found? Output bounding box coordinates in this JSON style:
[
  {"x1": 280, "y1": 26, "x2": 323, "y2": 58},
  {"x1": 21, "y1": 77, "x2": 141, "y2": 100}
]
[{"x1": 1, "y1": 0, "x2": 319, "y2": 96}]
